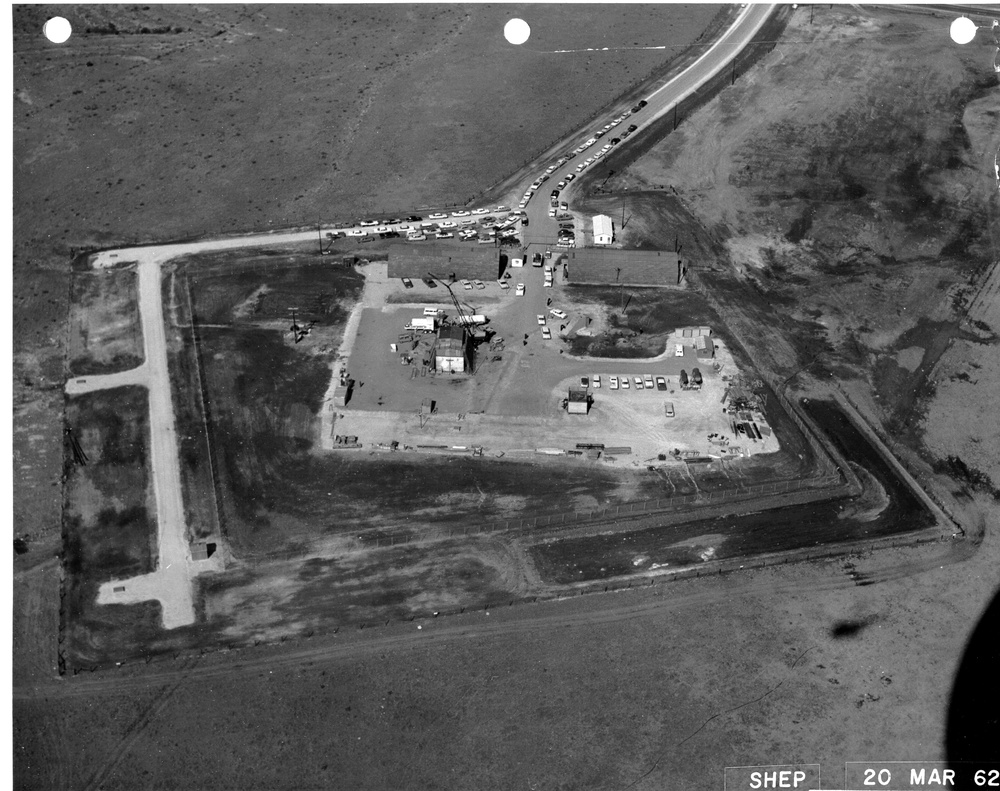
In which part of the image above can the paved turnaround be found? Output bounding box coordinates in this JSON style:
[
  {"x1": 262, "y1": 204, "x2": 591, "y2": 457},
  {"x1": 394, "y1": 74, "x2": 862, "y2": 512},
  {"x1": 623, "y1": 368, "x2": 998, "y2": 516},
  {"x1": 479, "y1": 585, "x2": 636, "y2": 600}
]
[{"x1": 73, "y1": 5, "x2": 777, "y2": 630}]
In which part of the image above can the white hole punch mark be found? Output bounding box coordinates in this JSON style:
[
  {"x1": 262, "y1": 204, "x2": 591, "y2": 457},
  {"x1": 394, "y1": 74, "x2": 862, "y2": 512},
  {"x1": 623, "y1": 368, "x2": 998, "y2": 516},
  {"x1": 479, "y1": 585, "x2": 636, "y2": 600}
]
[
  {"x1": 44, "y1": 17, "x2": 72, "y2": 44},
  {"x1": 950, "y1": 16, "x2": 977, "y2": 44},
  {"x1": 504, "y1": 18, "x2": 530, "y2": 46}
]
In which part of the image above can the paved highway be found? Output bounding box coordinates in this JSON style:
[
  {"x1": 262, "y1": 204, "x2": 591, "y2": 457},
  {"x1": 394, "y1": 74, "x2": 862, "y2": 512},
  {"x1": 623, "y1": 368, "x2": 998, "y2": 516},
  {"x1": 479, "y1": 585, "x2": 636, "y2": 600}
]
[{"x1": 521, "y1": 3, "x2": 776, "y2": 246}]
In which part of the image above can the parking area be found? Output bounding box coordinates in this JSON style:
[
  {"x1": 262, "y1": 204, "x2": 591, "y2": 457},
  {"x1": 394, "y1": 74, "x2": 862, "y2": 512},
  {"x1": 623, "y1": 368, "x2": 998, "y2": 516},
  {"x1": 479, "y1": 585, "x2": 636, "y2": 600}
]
[{"x1": 329, "y1": 270, "x2": 779, "y2": 460}]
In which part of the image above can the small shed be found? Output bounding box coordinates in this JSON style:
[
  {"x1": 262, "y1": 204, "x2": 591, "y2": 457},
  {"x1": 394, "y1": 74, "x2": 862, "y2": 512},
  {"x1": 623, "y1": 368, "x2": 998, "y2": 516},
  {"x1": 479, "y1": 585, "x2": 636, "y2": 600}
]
[
  {"x1": 592, "y1": 215, "x2": 614, "y2": 246},
  {"x1": 695, "y1": 335, "x2": 715, "y2": 358},
  {"x1": 333, "y1": 379, "x2": 353, "y2": 407},
  {"x1": 567, "y1": 385, "x2": 590, "y2": 414}
]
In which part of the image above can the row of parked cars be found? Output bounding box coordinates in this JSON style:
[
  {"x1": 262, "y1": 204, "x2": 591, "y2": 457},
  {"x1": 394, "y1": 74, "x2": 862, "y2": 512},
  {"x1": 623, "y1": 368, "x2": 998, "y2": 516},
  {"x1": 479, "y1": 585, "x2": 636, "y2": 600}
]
[{"x1": 593, "y1": 373, "x2": 670, "y2": 392}]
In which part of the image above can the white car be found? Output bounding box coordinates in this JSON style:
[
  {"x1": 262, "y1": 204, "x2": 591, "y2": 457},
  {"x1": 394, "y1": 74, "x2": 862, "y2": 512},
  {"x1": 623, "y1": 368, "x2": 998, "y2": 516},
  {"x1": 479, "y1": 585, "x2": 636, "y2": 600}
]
[
  {"x1": 556, "y1": 181, "x2": 566, "y2": 189},
  {"x1": 396, "y1": 224, "x2": 413, "y2": 232},
  {"x1": 575, "y1": 164, "x2": 586, "y2": 172},
  {"x1": 543, "y1": 278, "x2": 553, "y2": 288},
  {"x1": 675, "y1": 344, "x2": 685, "y2": 357},
  {"x1": 347, "y1": 229, "x2": 366, "y2": 236},
  {"x1": 407, "y1": 233, "x2": 427, "y2": 241},
  {"x1": 542, "y1": 327, "x2": 552, "y2": 340},
  {"x1": 498, "y1": 279, "x2": 510, "y2": 290},
  {"x1": 634, "y1": 376, "x2": 644, "y2": 390},
  {"x1": 564, "y1": 173, "x2": 575, "y2": 182},
  {"x1": 548, "y1": 208, "x2": 557, "y2": 217},
  {"x1": 439, "y1": 221, "x2": 457, "y2": 228},
  {"x1": 537, "y1": 314, "x2": 546, "y2": 325},
  {"x1": 474, "y1": 280, "x2": 485, "y2": 289},
  {"x1": 451, "y1": 210, "x2": 470, "y2": 217},
  {"x1": 495, "y1": 205, "x2": 511, "y2": 212},
  {"x1": 592, "y1": 375, "x2": 601, "y2": 389},
  {"x1": 375, "y1": 225, "x2": 391, "y2": 234},
  {"x1": 609, "y1": 376, "x2": 619, "y2": 390},
  {"x1": 643, "y1": 374, "x2": 654, "y2": 389},
  {"x1": 428, "y1": 213, "x2": 448, "y2": 220},
  {"x1": 515, "y1": 283, "x2": 525, "y2": 297},
  {"x1": 459, "y1": 218, "x2": 476, "y2": 226},
  {"x1": 462, "y1": 279, "x2": 473, "y2": 290},
  {"x1": 472, "y1": 208, "x2": 490, "y2": 215},
  {"x1": 435, "y1": 231, "x2": 454, "y2": 239},
  {"x1": 550, "y1": 309, "x2": 567, "y2": 319},
  {"x1": 359, "y1": 219, "x2": 379, "y2": 227},
  {"x1": 621, "y1": 377, "x2": 629, "y2": 389}
]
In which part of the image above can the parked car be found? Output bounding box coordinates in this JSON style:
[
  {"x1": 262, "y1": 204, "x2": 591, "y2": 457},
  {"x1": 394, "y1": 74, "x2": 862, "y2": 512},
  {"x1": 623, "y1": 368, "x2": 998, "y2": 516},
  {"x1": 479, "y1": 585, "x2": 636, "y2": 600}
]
[
  {"x1": 474, "y1": 280, "x2": 485, "y2": 289},
  {"x1": 609, "y1": 375, "x2": 619, "y2": 390},
  {"x1": 664, "y1": 402, "x2": 675, "y2": 418},
  {"x1": 592, "y1": 375, "x2": 601, "y2": 389},
  {"x1": 656, "y1": 376, "x2": 667, "y2": 391},
  {"x1": 347, "y1": 229, "x2": 366, "y2": 236},
  {"x1": 537, "y1": 314, "x2": 546, "y2": 325},
  {"x1": 359, "y1": 219, "x2": 379, "y2": 227},
  {"x1": 627, "y1": 124, "x2": 638, "y2": 133},
  {"x1": 435, "y1": 231, "x2": 454, "y2": 239},
  {"x1": 550, "y1": 309, "x2": 567, "y2": 319},
  {"x1": 472, "y1": 207, "x2": 490, "y2": 215},
  {"x1": 451, "y1": 210, "x2": 470, "y2": 217},
  {"x1": 422, "y1": 276, "x2": 437, "y2": 287},
  {"x1": 564, "y1": 173, "x2": 575, "y2": 182},
  {"x1": 542, "y1": 327, "x2": 552, "y2": 340},
  {"x1": 406, "y1": 215, "x2": 423, "y2": 222},
  {"x1": 621, "y1": 377, "x2": 629, "y2": 389},
  {"x1": 462, "y1": 279, "x2": 473, "y2": 289},
  {"x1": 401, "y1": 277, "x2": 414, "y2": 289},
  {"x1": 439, "y1": 221, "x2": 457, "y2": 228},
  {"x1": 515, "y1": 283, "x2": 525, "y2": 296},
  {"x1": 498, "y1": 279, "x2": 510, "y2": 290},
  {"x1": 428, "y1": 212, "x2": 448, "y2": 220},
  {"x1": 644, "y1": 374, "x2": 654, "y2": 389},
  {"x1": 634, "y1": 376, "x2": 644, "y2": 390},
  {"x1": 581, "y1": 376, "x2": 589, "y2": 387}
]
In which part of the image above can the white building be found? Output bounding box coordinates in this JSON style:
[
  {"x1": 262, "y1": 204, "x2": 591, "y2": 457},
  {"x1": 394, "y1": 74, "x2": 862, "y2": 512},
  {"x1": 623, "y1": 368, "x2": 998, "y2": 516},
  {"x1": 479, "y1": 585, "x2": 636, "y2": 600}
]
[{"x1": 592, "y1": 215, "x2": 614, "y2": 245}]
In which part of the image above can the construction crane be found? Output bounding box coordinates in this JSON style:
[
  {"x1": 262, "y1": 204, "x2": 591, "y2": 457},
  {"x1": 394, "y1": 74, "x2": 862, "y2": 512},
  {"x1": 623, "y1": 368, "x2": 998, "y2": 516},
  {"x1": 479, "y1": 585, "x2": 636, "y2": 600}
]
[{"x1": 426, "y1": 272, "x2": 476, "y2": 333}]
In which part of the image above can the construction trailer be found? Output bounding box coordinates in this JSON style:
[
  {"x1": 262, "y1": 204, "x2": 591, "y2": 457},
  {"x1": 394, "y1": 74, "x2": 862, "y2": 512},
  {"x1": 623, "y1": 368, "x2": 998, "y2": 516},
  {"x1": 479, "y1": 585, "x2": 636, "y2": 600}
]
[
  {"x1": 333, "y1": 378, "x2": 353, "y2": 407},
  {"x1": 695, "y1": 335, "x2": 715, "y2": 358}
]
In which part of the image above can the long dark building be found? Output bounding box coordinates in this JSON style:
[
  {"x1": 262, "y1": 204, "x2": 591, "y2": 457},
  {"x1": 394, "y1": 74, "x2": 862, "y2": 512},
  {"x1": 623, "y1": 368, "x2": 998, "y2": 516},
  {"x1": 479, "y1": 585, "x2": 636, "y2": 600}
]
[
  {"x1": 561, "y1": 248, "x2": 686, "y2": 287},
  {"x1": 387, "y1": 243, "x2": 505, "y2": 282}
]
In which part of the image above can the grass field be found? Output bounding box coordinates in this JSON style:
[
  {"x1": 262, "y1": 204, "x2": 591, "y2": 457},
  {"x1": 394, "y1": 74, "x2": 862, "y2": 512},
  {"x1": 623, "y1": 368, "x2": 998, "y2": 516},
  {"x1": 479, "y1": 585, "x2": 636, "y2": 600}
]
[
  {"x1": 62, "y1": 386, "x2": 159, "y2": 666},
  {"x1": 68, "y1": 267, "x2": 143, "y2": 376}
]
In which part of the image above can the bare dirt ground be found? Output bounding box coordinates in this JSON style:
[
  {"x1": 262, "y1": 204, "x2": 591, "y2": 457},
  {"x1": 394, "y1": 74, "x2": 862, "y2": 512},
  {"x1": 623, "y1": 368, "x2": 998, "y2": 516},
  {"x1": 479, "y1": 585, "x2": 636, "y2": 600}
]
[
  {"x1": 67, "y1": 267, "x2": 143, "y2": 376},
  {"x1": 617, "y1": 5, "x2": 1000, "y2": 493}
]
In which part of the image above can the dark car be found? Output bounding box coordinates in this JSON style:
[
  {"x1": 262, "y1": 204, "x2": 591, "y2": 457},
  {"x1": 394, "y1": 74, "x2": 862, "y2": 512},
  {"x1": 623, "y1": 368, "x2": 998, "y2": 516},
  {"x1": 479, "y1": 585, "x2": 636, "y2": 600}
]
[
  {"x1": 595, "y1": 130, "x2": 605, "y2": 139},
  {"x1": 559, "y1": 223, "x2": 574, "y2": 230},
  {"x1": 521, "y1": 217, "x2": 529, "y2": 226},
  {"x1": 422, "y1": 277, "x2": 437, "y2": 288},
  {"x1": 627, "y1": 124, "x2": 638, "y2": 133},
  {"x1": 610, "y1": 137, "x2": 621, "y2": 145},
  {"x1": 565, "y1": 152, "x2": 576, "y2": 160},
  {"x1": 388, "y1": 218, "x2": 402, "y2": 224},
  {"x1": 406, "y1": 215, "x2": 423, "y2": 222},
  {"x1": 637, "y1": 100, "x2": 647, "y2": 108}
]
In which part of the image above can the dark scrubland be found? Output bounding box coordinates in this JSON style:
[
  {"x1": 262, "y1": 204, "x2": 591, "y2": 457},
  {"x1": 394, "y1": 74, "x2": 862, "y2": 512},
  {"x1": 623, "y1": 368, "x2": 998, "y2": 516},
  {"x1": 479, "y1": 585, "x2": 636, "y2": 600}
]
[{"x1": 62, "y1": 387, "x2": 160, "y2": 666}]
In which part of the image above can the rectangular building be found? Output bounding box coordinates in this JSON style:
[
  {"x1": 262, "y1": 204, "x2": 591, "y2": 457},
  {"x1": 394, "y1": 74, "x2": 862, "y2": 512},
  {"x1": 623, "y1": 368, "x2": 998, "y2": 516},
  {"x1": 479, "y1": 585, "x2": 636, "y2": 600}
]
[
  {"x1": 387, "y1": 242, "x2": 504, "y2": 282},
  {"x1": 592, "y1": 215, "x2": 614, "y2": 246},
  {"x1": 434, "y1": 325, "x2": 469, "y2": 373},
  {"x1": 563, "y1": 248, "x2": 686, "y2": 287}
]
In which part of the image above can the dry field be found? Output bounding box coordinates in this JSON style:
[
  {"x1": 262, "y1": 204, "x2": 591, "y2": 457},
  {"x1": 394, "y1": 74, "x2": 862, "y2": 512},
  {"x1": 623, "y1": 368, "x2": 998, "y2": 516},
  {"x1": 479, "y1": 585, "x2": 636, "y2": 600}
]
[
  {"x1": 616, "y1": 5, "x2": 1000, "y2": 491},
  {"x1": 15, "y1": 5, "x2": 1000, "y2": 791},
  {"x1": 11, "y1": 0, "x2": 720, "y2": 560}
]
